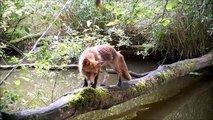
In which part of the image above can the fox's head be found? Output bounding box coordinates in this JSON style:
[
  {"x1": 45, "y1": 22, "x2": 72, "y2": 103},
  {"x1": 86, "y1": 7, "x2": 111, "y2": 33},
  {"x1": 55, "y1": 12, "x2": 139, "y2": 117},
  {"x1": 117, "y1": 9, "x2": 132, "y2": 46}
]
[{"x1": 82, "y1": 58, "x2": 103, "y2": 85}]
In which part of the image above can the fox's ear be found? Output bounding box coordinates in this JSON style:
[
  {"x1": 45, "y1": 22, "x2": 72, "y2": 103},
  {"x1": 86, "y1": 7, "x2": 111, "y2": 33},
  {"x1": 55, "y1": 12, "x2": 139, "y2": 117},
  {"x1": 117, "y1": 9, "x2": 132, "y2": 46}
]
[
  {"x1": 83, "y1": 58, "x2": 90, "y2": 66},
  {"x1": 97, "y1": 61, "x2": 104, "y2": 66}
]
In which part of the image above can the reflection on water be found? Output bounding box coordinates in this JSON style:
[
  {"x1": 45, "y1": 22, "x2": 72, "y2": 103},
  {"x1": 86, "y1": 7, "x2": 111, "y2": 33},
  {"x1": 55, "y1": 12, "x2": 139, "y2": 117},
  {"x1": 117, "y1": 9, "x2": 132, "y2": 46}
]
[
  {"x1": 0, "y1": 69, "x2": 82, "y2": 111},
  {"x1": 133, "y1": 76, "x2": 213, "y2": 120}
]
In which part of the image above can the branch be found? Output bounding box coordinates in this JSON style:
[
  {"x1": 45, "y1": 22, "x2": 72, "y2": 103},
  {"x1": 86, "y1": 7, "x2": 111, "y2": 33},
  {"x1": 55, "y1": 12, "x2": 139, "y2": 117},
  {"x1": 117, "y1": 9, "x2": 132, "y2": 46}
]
[
  {"x1": 162, "y1": 0, "x2": 169, "y2": 19},
  {"x1": 0, "y1": 63, "x2": 148, "y2": 78}
]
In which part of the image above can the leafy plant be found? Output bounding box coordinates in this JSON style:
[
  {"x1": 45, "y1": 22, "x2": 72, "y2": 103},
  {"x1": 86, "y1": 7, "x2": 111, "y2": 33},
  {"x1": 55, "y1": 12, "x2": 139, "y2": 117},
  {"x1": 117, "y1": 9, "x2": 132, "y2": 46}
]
[
  {"x1": 0, "y1": 0, "x2": 33, "y2": 39},
  {"x1": 0, "y1": 90, "x2": 19, "y2": 112}
]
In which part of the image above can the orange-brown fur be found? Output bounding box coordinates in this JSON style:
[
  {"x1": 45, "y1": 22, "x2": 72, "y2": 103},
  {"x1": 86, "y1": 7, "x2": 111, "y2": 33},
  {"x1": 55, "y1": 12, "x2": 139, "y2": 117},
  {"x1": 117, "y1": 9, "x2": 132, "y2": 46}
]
[{"x1": 78, "y1": 44, "x2": 132, "y2": 88}]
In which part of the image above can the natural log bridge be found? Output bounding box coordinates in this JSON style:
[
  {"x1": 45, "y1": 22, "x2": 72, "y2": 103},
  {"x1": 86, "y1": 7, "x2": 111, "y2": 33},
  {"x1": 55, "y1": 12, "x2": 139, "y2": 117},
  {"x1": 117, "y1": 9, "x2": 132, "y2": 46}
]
[{"x1": 2, "y1": 52, "x2": 213, "y2": 120}]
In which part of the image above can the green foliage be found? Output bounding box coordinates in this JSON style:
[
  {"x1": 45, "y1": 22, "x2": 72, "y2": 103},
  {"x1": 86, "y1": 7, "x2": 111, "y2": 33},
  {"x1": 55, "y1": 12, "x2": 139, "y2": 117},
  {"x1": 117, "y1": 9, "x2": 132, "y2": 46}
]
[
  {"x1": 8, "y1": 56, "x2": 19, "y2": 64},
  {"x1": 0, "y1": 0, "x2": 33, "y2": 39},
  {"x1": 105, "y1": 0, "x2": 168, "y2": 28},
  {"x1": 0, "y1": 90, "x2": 19, "y2": 112},
  {"x1": 107, "y1": 27, "x2": 131, "y2": 47},
  {"x1": 149, "y1": 0, "x2": 213, "y2": 58}
]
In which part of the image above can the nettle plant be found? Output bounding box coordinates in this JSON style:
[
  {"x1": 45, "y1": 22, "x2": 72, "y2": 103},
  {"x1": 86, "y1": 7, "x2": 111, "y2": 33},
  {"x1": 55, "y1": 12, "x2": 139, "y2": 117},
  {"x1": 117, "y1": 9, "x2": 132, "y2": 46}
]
[{"x1": 0, "y1": 0, "x2": 34, "y2": 39}]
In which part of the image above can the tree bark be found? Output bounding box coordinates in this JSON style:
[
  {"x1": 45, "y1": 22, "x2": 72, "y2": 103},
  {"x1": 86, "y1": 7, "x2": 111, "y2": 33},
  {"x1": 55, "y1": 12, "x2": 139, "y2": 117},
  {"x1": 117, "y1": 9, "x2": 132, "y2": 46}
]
[{"x1": 2, "y1": 52, "x2": 213, "y2": 120}]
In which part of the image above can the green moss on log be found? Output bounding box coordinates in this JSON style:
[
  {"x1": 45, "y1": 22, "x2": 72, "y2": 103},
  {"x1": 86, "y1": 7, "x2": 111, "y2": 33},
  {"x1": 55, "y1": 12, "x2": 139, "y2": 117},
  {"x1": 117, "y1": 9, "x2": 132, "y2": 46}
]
[{"x1": 68, "y1": 87, "x2": 108, "y2": 110}]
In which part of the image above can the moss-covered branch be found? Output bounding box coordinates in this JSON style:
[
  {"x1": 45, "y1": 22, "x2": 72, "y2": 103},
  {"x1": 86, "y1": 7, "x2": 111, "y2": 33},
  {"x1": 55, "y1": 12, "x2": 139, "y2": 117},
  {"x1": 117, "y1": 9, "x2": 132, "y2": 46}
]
[{"x1": 2, "y1": 52, "x2": 213, "y2": 120}]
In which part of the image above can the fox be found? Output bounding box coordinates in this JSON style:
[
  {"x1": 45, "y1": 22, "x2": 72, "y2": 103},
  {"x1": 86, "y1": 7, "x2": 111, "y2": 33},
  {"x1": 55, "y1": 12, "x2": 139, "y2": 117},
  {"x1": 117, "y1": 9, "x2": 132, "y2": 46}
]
[{"x1": 78, "y1": 44, "x2": 132, "y2": 88}]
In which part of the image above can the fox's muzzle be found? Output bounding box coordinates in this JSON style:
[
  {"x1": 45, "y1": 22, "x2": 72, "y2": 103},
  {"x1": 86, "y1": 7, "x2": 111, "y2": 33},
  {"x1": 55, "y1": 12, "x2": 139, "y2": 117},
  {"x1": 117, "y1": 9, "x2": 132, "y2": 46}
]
[{"x1": 87, "y1": 80, "x2": 94, "y2": 85}]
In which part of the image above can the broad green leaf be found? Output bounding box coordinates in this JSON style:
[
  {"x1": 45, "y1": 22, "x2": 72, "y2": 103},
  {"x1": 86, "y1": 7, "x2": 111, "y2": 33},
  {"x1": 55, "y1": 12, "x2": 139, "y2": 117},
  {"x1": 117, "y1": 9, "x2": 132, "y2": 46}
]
[
  {"x1": 19, "y1": 77, "x2": 31, "y2": 82},
  {"x1": 138, "y1": 2, "x2": 145, "y2": 7},
  {"x1": 137, "y1": 12, "x2": 143, "y2": 17},
  {"x1": 106, "y1": 20, "x2": 118, "y2": 26},
  {"x1": 105, "y1": 4, "x2": 111, "y2": 10},
  {"x1": 24, "y1": 27, "x2": 30, "y2": 33},
  {"x1": 183, "y1": 5, "x2": 190, "y2": 10},
  {"x1": 178, "y1": 0, "x2": 183, "y2": 3},
  {"x1": 162, "y1": 19, "x2": 170, "y2": 26},
  {"x1": 166, "y1": 1, "x2": 178, "y2": 11},
  {"x1": 155, "y1": 6, "x2": 162, "y2": 12},
  {"x1": 14, "y1": 80, "x2": 21, "y2": 86}
]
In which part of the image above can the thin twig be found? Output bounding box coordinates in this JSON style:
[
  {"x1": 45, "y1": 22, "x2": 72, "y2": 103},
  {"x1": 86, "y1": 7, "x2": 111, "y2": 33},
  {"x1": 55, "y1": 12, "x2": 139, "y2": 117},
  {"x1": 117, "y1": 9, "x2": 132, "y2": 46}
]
[
  {"x1": 51, "y1": 72, "x2": 58, "y2": 103},
  {"x1": 0, "y1": 0, "x2": 71, "y2": 86},
  {"x1": 10, "y1": 16, "x2": 27, "y2": 40},
  {"x1": 1, "y1": 39, "x2": 25, "y2": 57},
  {"x1": 162, "y1": 0, "x2": 169, "y2": 19}
]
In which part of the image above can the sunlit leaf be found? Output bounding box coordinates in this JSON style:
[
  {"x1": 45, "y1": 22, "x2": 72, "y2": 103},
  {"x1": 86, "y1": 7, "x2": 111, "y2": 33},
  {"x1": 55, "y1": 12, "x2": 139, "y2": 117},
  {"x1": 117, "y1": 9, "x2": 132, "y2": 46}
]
[
  {"x1": 19, "y1": 77, "x2": 31, "y2": 82},
  {"x1": 14, "y1": 80, "x2": 21, "y2": 86},
  {"x1": 105, "y1": 4, "x2": 111, "y2": 10},
  {"x1": 138, "y1": 2, "x2": 145, "y2": 7},
  {"x1": 155, "y1": 6, "x2": 162, "y2": 12},
  {"x1": 162, "y1": 19, "x2": 170, "y2": 26},
  {"x1": 137, "y1": 12, "x2": 143, "y2": 17},
  {"x1": 166, "y1": 1, "x2": 178, "y2": 11},
  {"x1": 189, "y1": 72, "x2": 203, "y2": 76},
  {"x1": 106, "y1": 20, "x2": 118, "y2": 26},
  {"x1": 159, "y1": 18, "x2": 171, "y2": 27},
  {"x1": 178, "y1": 0, "x2": 183, "y2": 3}
]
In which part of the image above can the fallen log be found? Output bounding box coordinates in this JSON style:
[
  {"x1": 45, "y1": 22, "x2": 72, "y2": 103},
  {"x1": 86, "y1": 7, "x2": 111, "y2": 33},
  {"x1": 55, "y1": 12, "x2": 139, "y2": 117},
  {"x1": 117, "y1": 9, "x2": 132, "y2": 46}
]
[
  {"x1": 0, "y1": 64, "x2": 148, "y2": 78},
  {"x1": 2, "y1": 52, "x2": 213, "y2": 120},
  {"x1": 0, "y1": 63, "x2": 78, "y2": 70}
]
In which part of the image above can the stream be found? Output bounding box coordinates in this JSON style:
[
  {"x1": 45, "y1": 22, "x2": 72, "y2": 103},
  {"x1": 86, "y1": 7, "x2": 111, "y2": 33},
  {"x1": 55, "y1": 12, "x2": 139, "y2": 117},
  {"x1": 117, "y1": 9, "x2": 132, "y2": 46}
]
[{"x1": 0, "y1": 59, "x2": 212, "y2": 120}]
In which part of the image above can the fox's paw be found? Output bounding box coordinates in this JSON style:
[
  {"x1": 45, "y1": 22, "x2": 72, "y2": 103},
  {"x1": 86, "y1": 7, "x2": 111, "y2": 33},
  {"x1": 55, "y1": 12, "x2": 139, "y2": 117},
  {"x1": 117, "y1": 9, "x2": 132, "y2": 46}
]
[
  {"x1": 100, "y1": 83, "x2": 106, "y2": 86},
  {"x1": 117, "y1": 80, "x2": 122, "y2": 87}
]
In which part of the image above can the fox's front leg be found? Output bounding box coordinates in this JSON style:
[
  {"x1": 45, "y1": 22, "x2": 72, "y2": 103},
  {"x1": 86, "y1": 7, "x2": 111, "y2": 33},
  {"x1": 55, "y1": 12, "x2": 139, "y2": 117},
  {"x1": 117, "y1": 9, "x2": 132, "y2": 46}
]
[
  {"x1": 83, "y1": 78, "x2": 88, "y2": 87},
  {"x1": 100, "y1": 66, "x2": 109, "y2": 86},
  {"x1": 91, "y1": 73, "x2": 99, "y2": 88},
  {"x1": 117, "y1": 76, "x2": 122, "y2": 87}
]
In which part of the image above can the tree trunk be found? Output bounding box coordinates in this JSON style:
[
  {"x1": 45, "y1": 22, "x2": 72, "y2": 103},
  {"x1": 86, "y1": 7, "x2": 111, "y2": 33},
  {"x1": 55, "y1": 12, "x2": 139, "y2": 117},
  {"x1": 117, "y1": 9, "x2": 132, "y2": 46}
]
[{"x1": 2, "y1": 52, "x2": 213, "y2": 120}]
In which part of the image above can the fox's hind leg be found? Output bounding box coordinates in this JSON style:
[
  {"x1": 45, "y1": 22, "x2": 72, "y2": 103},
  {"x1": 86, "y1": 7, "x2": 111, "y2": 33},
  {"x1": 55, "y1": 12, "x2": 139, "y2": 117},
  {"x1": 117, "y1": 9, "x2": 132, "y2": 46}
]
[
  {"x1": 113, "y1": 53, "x2": 131, "y2": 87},
  {"x1": 111, "y1": 60, "x2": 123, "y2": 87}
]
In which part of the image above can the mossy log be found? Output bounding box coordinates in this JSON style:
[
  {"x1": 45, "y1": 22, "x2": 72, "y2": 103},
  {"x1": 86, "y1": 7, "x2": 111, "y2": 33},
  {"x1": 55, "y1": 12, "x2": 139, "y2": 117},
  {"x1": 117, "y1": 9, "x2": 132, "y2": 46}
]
[{"x1": 2, "y1": 52, "x2": 213, "y2": 120}]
